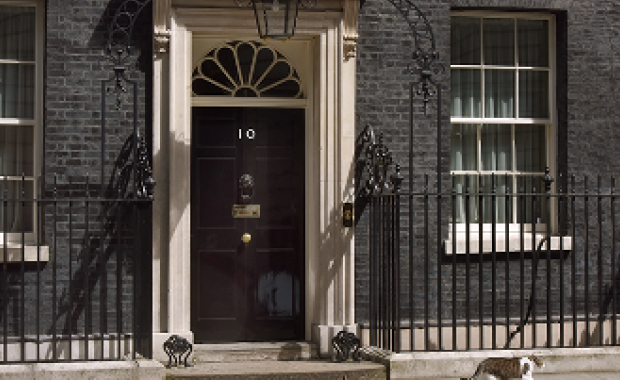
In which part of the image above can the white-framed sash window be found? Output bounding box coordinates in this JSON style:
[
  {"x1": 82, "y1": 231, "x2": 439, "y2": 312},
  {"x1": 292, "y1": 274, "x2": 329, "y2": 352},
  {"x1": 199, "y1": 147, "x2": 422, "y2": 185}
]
[
  {"x1": 450, "y1": 12, "x2": 556, "y2": 231},
  {"x1": 0, "y1": 1, "x2": 42, "y2": 241}
]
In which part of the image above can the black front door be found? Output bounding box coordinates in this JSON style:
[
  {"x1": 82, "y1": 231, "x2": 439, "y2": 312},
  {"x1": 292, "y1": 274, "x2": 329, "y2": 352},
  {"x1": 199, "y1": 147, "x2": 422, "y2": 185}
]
[{"x1": 191, "y1": 107, "x2": 305, "y2": 342}]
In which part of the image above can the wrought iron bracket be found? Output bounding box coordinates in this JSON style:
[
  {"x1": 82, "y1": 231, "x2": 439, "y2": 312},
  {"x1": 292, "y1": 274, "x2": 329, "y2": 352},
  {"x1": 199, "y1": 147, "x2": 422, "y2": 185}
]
[
  {"x1": 332, "y1": 330, "x2": 362, "y2": 362},
  {"x1": 408, "y1": 50, "x2": 444, "y2": 115},
  {"x1": 102, "y1": 0, "x2": 156, "y2": 202},
  {"x1": 106, "y1": 0, "x2": 152, "y2": 109},
  {"x1": 382, "y1": 0, "x2": 441, "y2": 116},
  {"x1": 136, "y1": 134, "x2": 156, "y2": 200},
  {"x1": 543, "y1": 166, "x2": 554, "y2": 193},
  {"x1": 357, "y1": 125, "x2": 400, "y2": 198},
  {"x1": 163, "y1": 335, "x2": 194, "y2": 368}
]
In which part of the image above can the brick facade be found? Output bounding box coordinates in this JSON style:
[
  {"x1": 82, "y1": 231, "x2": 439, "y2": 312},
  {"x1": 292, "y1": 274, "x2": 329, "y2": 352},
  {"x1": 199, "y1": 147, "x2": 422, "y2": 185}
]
[
  {"x1": 355, "y1": 0, "x2": 620, "y2": 326},
  {"x1": 6, "y1": 0, "x2": 153, "y2": 337}
]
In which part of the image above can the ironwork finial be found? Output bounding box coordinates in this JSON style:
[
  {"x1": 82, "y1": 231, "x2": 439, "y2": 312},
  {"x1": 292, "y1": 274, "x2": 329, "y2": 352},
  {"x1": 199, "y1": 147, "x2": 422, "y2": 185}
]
[
  {"x1": 105, "y1": 0, "x2": 152, "y2": 109},
  {"x1": 543, "y1": 166, "x2": 554, "y2": 193},
  {"x1": 391, "y1": 164, "x2": 404, "y2": 192},
  {"x1": 408, "y1": 50, "x2": 444, "y2": 115}
]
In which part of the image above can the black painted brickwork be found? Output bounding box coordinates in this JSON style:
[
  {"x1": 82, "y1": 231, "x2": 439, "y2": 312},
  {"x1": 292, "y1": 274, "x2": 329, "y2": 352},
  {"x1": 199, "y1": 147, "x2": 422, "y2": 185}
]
[
  {"x1": 0, "y1": 0, "x2": 153, "y2": 339},
  {"x1": 355, "y1": 0, "x2": 620, "y2": 329}
]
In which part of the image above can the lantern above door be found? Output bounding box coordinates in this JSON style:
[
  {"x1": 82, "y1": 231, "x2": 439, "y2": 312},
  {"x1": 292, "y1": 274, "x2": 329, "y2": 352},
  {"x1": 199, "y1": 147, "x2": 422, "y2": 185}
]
[{"x1": 236, "y1": 0, "x2": 316, "y2": 40}]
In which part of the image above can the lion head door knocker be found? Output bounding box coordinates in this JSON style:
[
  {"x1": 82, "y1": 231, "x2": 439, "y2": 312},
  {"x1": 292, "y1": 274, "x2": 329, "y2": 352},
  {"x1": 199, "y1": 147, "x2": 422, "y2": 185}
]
[{"x1": 239, "y1": 174, "x2": 255, "y2": 204}]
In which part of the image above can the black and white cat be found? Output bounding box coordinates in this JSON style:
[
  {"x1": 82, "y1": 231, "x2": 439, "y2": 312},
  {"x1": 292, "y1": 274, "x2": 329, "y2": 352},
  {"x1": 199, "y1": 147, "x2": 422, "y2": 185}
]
[{"x1": 461, "y1": 355, "x2": 544, "y2": 380}]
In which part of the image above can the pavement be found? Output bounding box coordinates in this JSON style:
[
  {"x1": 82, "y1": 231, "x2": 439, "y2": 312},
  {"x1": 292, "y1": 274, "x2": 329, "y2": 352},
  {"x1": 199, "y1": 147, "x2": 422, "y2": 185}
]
[
  {"x1": 426, "y1": 373, "x2": 620, "y2": 380},
  {"x1": 407, "y1": 371, "x2": 620, "y2": 379},
  {"x1": 535, "y1": 374, "x2": 620, "y2": 380},
  {"x1": 394, "y1": 373, "x2": 620, "y2": 379},
  {"x1": 165, "y1": 360, "x2": 387, "y2": 379},
  {"x1": 163, "y1": 360, "x2": 620, "y2": 380}
]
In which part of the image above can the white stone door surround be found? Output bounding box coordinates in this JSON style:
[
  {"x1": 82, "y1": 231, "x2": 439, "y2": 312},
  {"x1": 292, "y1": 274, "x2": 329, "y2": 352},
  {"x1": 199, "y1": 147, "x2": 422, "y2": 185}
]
[{"x1": 152, "y1": 1, "x2": 360, "y2": 358}]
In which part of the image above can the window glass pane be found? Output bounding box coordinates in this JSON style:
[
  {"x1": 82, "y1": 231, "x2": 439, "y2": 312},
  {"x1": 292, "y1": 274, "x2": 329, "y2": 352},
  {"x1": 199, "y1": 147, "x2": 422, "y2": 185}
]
[
  {"x1": 518, "y1": 19, "x2": 549, "y2": 67},
  {"x1": 516, "y1": 175, "x2": 546, "y2": 224},
  {"x1": 519, "y1": 70, "x2": 549, "y2": 118},
  {"x1": 481, "y1": 174, "x2": 511, "y2": 223},
  {"x1": 483, "y1": 18, "x2": 514, "y2": 66},
  {"x1": 516, "y1": 124, "x2": 546, "y2": 172},
  {"x1": 237, "y1": 42, "x2": 255, "y2": 85},
  {"x1": 484, "y1": 69, "x2": 514, "y2": 118},
  {"x1": 451, "y1": 124, "x2": 477, "y2": 171},
  {"x1": 453, "y1": 175, "x2": 512, "y2": 223},
  {"x1": 481, "y1": 124, "x2": 511, "y2": 171},
  {"x1": 216, "y1": 46, "x2": 239, "y2": 85},
  {"x1": 0, "y1": 6, "x2": 35, "y2": 61},
  {"x1": 451, "y1": 69, "x2": 481, "y2": 117},
  {"x1": 0, "y1": 125, "x2": 34, "y2": 177},
  {"x1": 0, "y1": 63, "x2": 35, "y2": 119},
  {"x1": 453, "y1": 174, "x2": 479, "y2": 223},
  {"x1": 0, "y1": 180, "x2": 34, "y2": 232},
  {"x1": 451, "y1": 16, "x2": 481, "y2": 65}
]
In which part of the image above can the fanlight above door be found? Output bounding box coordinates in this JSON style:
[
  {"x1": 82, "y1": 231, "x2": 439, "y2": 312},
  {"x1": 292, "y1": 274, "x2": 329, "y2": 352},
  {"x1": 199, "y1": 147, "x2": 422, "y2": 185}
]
[{"x1": 192, "y1": 41, "x2": 303, "y2": 98}]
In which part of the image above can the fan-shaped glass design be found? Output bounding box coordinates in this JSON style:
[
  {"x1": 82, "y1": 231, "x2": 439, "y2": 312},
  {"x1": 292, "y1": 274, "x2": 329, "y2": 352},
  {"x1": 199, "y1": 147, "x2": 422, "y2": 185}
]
[{"x1": 192, "y1": 41, "x2": 303, "y2": 98}]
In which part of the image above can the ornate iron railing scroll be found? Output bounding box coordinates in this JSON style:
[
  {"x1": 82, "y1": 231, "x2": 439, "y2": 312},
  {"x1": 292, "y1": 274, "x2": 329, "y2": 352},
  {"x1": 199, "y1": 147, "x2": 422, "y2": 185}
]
[
  {"x1": 357, "y1": 125, "x2": 402, "y2": 198},
  {"x1": 384, "y1": 0, "x2": 443, "y2": 116},
  {"x1": 102, "y1": 0, "x2": 155, "y2": 360},
  {"x1": 104, "y1": 0, "x2": 155, "y2": 199},
  {"x1": 106, "y1": 0, "x2": 152, "y2": 110}
]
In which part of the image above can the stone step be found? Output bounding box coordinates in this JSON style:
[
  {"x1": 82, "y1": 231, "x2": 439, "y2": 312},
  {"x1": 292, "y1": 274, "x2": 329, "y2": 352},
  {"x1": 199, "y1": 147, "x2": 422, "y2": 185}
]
[
  {"x1": 165, "y1": 361, "x2": 387, "y2": 380},
  {"x1": 193, "y1": 342, "x2": 318, "y2": 363}
]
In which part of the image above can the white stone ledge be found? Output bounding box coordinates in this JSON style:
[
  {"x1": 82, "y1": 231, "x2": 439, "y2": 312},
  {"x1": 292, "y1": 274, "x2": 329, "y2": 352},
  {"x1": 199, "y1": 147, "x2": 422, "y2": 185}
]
[
  {"x1": 0, "y1": 245, "x2": 49, "y2": 263},
  {"x1": 444, "y1": 235, "x2": 572, "y2": 255}
]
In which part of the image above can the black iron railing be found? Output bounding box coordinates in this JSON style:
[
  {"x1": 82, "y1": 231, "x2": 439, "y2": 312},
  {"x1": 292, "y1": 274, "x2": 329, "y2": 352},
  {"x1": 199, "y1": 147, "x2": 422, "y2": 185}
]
[
  {"x1": 360, "y1": 149, "x2": 620, "y2": 351},
  {"x1": 0, "y1": 175, "x2": 153, "y2": 363}
]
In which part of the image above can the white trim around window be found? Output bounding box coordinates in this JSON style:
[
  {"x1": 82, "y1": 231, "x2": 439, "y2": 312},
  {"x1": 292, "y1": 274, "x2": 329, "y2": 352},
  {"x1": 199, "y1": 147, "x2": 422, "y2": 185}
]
[{"x1": 448, "y1": 11, "x2": 560, "y2": 252}]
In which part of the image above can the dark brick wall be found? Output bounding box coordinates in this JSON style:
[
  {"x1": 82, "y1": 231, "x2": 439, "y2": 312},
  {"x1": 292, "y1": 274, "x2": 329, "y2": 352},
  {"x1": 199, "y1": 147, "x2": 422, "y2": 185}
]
[
  {"x1": 45, "y1": 0, "x2": 152, "y2": 184},
  {"x1": 355, "y1": 0, "x2": 620, "y2": 330},
  {"x1": 2, "y1": 0, "x2": 152, "y2": 339}
]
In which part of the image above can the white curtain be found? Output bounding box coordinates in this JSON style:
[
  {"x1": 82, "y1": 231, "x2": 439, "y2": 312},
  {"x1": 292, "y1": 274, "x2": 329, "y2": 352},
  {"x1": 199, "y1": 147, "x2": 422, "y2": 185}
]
[
  {"x1": 451, "y1": 69, "x2": 481, "y2": 118},
  {"x1": 451, "y1": 124, "x2": 477, "y2": 223},
  {"x1": 452, "y1": 124, "x2": 514, "y2": 223},
  {"x1": 480, "y1": 173, "x2": 510, "y2": 224},
  {"x1": 485, "y1": 69, "x2": 514, "y2": 118}
]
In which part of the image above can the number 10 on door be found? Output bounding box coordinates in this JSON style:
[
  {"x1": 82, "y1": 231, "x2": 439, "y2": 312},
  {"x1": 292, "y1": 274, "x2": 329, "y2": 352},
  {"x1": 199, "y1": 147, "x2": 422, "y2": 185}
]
[{"x1": 239, "y1": 129, "x2": 256, "y2": 140}]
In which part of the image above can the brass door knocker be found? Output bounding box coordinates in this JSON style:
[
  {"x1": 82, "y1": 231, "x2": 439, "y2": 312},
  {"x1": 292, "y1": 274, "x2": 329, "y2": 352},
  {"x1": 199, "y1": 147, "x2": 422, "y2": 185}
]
[{"x1": 239, "y1": 174, "x2": 255, "y2": 204}]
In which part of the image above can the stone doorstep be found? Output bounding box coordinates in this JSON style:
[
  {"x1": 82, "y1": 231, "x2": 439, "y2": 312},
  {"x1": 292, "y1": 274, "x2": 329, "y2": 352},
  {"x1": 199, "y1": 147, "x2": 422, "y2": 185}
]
[
  {"x1": 165, "y1": 361, "x2": 387, "y2": 379},
  {"x1": 193, "y1": 342, "x2": 318, "y2": 363},
  {"x1": 361, "y1": 346, "x2": 620, "y2": 379}
]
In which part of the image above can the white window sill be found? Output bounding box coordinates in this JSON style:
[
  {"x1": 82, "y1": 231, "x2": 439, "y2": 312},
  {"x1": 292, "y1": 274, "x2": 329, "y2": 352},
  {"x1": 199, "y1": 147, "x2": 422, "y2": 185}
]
[
  {"x1": 0, "y1": 245, "x2": 49, "y2": 263},
  {"x1": 444, "y1": 234, "x2": 572, "y2": 255}
]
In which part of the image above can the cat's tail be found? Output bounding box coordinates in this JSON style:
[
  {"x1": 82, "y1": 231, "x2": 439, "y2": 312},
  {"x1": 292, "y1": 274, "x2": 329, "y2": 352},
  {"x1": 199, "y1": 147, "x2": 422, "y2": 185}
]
[{"x1": 461, "y1": 363, "x2": 482, "y2": 380}]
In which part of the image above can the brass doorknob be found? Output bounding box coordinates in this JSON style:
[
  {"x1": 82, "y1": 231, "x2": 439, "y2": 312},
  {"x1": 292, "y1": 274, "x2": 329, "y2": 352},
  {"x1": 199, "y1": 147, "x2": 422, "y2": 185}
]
[{"x1": 242, "y1": 233, "x2": 252, "y2": 243}]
